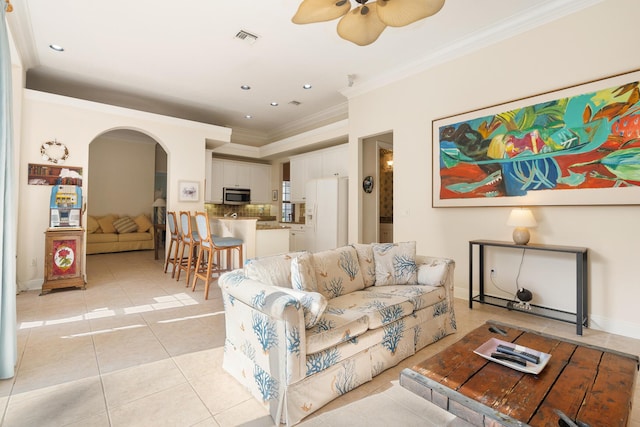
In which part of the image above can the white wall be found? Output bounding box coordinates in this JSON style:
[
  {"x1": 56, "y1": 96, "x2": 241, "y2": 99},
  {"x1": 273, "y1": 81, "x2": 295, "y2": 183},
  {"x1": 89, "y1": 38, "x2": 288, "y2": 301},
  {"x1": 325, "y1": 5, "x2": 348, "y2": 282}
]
[
  {"x1": 88, "y1": 134, "x2": 155, "y2": 217},
  {"x1": 17, "y1": 90, "x2": 231, "y2": 290},
  {"x1": 346, "y1": 0, "x2": 640, "y2": 338}
]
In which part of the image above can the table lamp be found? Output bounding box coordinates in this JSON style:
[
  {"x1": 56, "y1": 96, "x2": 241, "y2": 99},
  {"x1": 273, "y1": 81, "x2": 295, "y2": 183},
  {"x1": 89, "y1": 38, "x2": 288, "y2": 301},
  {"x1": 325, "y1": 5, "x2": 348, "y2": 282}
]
[
  {"x1": 507, "y1": 208, "x2": 537, "y2": 245},
  {"x1": 152, "y1": 198, "x2": 166, "y2": 224}
]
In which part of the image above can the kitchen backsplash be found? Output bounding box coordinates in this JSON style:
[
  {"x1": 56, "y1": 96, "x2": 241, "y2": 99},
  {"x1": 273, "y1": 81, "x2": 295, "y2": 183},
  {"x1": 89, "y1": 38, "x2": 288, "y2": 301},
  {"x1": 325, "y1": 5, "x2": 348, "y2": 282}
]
[{"x1": 205, "y1": 204, "x2": 273, "y2": 218}]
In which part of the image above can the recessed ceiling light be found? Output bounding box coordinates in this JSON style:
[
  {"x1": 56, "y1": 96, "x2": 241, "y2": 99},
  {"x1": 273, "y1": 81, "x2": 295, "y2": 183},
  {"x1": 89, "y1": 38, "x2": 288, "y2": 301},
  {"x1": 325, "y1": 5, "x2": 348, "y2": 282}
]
[
  {"x1": 240, "y1": 85, "x2": 251, "y2": 90},
  {"x1": 270, "y1": 102, "x2": 279, "y2": 107},
  {"x1": 303, "y1": 84, "x2": 312, "y2": 89},
  {"x1": 244, "y1": 114, "x2": 252, "y2": 119},
  {"x1": 49, "y1": 44, "x2": 64, "y2": 52}
]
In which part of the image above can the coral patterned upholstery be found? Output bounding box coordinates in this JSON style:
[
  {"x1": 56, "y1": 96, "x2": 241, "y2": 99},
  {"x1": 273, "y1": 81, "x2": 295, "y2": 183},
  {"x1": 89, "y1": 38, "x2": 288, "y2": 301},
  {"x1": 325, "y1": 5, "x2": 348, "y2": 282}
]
[{"x1": 218, "y1": 242, "x2": 456, "y2": 425}]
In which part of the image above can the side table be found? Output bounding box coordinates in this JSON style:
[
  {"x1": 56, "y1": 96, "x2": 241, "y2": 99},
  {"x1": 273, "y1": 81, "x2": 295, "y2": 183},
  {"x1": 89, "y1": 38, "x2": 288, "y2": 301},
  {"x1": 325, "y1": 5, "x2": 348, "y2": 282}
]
[
  {"x1": 154, "y1": 223, "x2": 165, "y2": 260},
  {"x1": 469, "y1": 240, "x2": 588, "y2": 335}
]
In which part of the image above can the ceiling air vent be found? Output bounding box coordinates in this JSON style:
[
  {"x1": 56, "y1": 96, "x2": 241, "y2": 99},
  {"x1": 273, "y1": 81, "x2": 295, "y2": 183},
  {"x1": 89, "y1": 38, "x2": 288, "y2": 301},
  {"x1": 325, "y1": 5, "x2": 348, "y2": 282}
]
[
  {"x1": 288, "y1": 100, "x2": 302, "y2": 106},
  {"x1": 235, "y1": 30, "x2": 259, "y2": 45}
]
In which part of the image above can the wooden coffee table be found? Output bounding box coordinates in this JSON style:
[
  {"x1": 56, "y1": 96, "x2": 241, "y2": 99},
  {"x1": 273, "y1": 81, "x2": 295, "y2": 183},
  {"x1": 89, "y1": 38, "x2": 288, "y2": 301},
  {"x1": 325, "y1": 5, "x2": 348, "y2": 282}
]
[{"x1": 400, "y1": 320, "x2": 639, "y2": 426}]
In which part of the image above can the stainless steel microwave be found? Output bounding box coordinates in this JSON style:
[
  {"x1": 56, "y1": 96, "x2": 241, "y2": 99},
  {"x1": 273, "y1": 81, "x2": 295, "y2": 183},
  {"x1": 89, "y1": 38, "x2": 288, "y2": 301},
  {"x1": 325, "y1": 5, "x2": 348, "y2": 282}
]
[{"x1": 223, "y1": 187, "x2": 251, "y2": 205}]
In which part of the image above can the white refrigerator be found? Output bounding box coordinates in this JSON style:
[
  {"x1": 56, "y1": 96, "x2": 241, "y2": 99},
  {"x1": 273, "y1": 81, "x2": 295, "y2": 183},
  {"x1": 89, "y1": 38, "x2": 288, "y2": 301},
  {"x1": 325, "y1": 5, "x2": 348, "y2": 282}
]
[{"x1": 305, "y1": 177, "x2": 348, "y2": 252}]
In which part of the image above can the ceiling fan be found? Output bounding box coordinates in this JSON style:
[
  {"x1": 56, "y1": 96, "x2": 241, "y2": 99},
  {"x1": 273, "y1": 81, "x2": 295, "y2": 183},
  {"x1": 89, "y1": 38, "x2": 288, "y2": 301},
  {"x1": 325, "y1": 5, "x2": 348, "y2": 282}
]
[{"x1": 292, "y1": 0, "x2": 445, "y2": 46}]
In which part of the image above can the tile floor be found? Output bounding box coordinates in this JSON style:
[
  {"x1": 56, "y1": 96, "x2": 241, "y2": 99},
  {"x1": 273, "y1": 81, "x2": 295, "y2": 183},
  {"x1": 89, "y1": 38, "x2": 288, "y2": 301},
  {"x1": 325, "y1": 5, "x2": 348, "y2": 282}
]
[{"x1": 0, "y1": 250, "x2": 638, "y2": 426}]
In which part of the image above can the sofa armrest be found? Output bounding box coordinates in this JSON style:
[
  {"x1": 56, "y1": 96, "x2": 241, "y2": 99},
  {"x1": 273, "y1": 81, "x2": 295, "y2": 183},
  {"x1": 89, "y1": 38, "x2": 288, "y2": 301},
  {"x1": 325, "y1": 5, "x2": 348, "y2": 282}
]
[{"x1": 219, "y1": 270, "x2": 307, "y2": 384}]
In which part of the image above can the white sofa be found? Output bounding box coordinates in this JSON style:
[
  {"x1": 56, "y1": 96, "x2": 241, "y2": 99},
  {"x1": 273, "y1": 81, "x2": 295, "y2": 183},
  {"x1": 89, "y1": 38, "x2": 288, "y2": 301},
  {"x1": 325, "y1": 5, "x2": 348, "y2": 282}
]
[{"x1": 218, "y1": 242, "x2": 457, "y2": 425}]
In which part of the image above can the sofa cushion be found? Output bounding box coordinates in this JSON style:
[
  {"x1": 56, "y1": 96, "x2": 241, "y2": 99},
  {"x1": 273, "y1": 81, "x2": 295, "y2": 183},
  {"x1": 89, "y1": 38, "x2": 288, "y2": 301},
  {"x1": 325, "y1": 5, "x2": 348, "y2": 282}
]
[
  {"x1": 86, "y1": 233, "x2": 118, "y2": 244},
  {"x1": 113, "y1": 216, "x2": 139, "y2": 234},
  {"x1": 134, "y1": 214, "x2": 153, "y2": 232},
  {"x1": 118, "y1": 231, "x2": 152, "y2": 242},
  {"x1": 293, "y1": 246, "x2": 365, "y2": 299},
  {"x1": 372, "y1": 241, "x2": 418, "y2": 286},
  {"x1": 244, "y1": 251, "x2": 306, "y2": 288},
  {"x1": 306, "y1": 306, "x2": 370, "y2": 354},
  {"x1": 351, "y1": 243, "x2": 376, "y2": 287},
  {"x1": 87, "y1": 215, "x2": 100, "y2": 234},
  {"x1": 97, "y1": 215, "x2": 117, "y2": 234},
  {"x1": 366, "y1": 285, "x2": 447, "y2": 312},
  {"x1": 327, "y1": 290, "x2": 415, "y2": 330}
]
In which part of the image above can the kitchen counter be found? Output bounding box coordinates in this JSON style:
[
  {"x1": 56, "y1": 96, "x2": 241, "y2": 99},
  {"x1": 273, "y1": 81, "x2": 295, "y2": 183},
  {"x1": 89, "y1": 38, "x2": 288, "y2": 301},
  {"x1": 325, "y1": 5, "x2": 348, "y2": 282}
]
[
  {"x1": 211, "y1": 217, "x2": 258, "y2": 263},
  {"x1": 256, "y1": 225, "x2": 291, "y2": 230}
]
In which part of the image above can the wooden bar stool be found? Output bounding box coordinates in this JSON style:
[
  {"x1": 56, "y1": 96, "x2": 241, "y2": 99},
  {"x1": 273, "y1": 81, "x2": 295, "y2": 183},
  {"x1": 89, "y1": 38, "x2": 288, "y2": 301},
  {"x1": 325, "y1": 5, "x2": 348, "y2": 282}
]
[
  {"x1": 192, "y1": 211, "x2": 243, "y2": 299},
  {"x1": 175, "y1": 211, "x2": 200, "y2": 286},
  {"x1": 163, "y1": 211, "x2": 182, "y2": 278}
]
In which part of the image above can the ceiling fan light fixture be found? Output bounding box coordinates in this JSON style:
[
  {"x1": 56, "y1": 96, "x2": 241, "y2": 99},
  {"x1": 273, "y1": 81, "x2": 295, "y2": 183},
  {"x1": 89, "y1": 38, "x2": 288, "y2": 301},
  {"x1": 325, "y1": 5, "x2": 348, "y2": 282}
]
[
  {"x1": 292, "y1": 0, "x2": 351, "y2": 24},
  {"x1": 337, "y1": 3, "x2": 386, "y2": 46},
  {"x1": 376, "y1": 0, "x2": 445, "y2": 27},
  {"x1": 293, "y1": 0, "x2": 446, "y2": 46}
]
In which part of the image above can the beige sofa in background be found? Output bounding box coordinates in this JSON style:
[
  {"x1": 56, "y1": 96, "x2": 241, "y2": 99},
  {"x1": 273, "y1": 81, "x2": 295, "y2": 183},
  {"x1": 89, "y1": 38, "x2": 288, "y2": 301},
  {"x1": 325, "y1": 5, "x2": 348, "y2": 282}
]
[{"x1": 86, "y1": 213, "x2": 155, "y2": 255}]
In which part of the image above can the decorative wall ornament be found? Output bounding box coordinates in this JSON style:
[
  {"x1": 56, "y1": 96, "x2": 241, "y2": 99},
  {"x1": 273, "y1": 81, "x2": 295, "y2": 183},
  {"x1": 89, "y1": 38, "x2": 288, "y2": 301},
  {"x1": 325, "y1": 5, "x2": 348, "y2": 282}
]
[
  {"x1": 433, "y1": 69, "x2": 640, "y2": 207},
  {"x1": 362, "y1": 176, "x2": 374, "y2": 193},
  {"x1": 40, "y1": 140, "x2": 69, "y2": 164}
]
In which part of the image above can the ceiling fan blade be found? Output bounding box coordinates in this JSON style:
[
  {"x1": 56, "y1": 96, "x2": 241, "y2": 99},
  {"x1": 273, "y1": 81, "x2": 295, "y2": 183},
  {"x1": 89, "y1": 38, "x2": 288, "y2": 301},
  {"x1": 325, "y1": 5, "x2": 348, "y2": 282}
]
[
  {"x1": 376, "y1": 0, "x2": 445, "y2": 27},
  {"x1": 337, "y1": 3, "x2": 387, "y2": 46},
  {"x1": 292, "y1": 0, "x2": 351, "y2": 24}
]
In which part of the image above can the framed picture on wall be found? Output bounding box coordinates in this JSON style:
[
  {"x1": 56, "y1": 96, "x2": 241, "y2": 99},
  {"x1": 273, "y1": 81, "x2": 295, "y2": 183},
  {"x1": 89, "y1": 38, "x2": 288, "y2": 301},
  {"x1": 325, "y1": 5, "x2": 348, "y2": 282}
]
[
  {"x1": 432, "y1": 68, "x2": 640, "y2": 207},
  {"x1": 178, "y1": 180, "x2": 199, "y2": 202}
]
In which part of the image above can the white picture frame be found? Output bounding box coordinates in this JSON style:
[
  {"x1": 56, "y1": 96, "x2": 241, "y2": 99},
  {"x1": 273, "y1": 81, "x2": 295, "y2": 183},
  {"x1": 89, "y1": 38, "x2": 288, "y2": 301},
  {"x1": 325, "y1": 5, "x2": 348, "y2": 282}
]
[{"x1": 178, "y1": 180, "x2": 199, "y2": 202}]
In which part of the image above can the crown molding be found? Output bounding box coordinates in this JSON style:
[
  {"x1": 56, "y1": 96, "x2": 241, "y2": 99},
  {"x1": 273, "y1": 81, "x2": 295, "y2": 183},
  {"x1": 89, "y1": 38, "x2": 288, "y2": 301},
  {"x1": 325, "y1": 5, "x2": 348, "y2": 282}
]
[
  {"x1": 267, "y1": 101, "x2": 348, "y2": 142},
  {"x1": 341, "y1": 0, "x2": 605, "y2": 99}
]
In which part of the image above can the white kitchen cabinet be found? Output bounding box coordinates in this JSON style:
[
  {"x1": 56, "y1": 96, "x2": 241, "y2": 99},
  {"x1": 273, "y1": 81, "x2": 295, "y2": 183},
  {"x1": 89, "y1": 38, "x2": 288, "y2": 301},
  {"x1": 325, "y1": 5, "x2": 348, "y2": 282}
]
[
  {"x1": 251, "y1": 164, "x2": 271, "y2": 204},
  {"x1": 205, "y1": 150, "x2": 214, "y2": 202},
  {"x1": 223, "y1": 161, "x2": 252, "y2": 189},
  {"x1": 288, "y1": 224, "x2": 307, "y2": 252},
  {"x1": 289, "y1": 144, "x2": 347, "y2": 203},
  {"x1": 290, "y1": 151, "x2": 322, "y2": 202},
  {"x1": 208, "y1": 158, "x2": 224, "y2": 203},
  {"x1": 321, "y1": 144, "x2": 348, "y2": 178},
  {"x1": 208, "y1": 159, "x2": 272, "y2": 204}
]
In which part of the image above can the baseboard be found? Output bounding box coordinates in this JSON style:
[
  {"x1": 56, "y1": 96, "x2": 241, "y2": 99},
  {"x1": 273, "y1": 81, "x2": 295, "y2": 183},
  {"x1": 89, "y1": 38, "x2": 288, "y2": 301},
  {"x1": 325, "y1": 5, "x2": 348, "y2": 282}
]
[
  {"x1": 454, "y1": 285, "x2": 640, "y2": 340},
  {"x1": 19, "y1": 279, "x2": 44, "y2": 292}
]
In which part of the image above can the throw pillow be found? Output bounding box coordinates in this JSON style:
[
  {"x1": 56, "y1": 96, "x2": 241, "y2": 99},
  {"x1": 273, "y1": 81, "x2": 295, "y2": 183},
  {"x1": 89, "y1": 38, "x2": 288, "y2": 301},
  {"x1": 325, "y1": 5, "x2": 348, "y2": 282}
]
[
  {"x1": 97, "y1": 215, "x2": 117, "y2": 234},
  {"x1": 113, "y1": 216, "x2": 138, "y2": 234},
  {"x1": 351, "y1": 243, "x2": 376, "y2": 287},
  {"x1": 417, "y1": 260, "x2": 449, "y2": 286},
  {"x1": 372, "y1": 241, "x2": 418, "y2": 286},
  {"x1": 278, "y1": 287, "x2": 327, "y2": 329},
  {"x1": 86, "y1": 215, "x2": 100, "y2": 234},
  {"x1": 133, "y1": 214, "x2": 153, "y2": 233},
  {"x1": 244, "y1": 251, "x2": 307, "y2": 288},
  {"x1": 294, "y1": 246, "x2": 365, "y2": 299},
  {"x1": 291, "y1": 252, "x2": 317, "y2": 292}
]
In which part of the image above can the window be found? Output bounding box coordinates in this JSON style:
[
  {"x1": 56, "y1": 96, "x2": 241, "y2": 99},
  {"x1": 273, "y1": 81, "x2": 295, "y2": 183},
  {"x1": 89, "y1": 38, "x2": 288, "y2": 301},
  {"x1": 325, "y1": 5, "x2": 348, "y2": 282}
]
[{"x1": 281, "y1": 180, "x2": 293, "y2": 222}]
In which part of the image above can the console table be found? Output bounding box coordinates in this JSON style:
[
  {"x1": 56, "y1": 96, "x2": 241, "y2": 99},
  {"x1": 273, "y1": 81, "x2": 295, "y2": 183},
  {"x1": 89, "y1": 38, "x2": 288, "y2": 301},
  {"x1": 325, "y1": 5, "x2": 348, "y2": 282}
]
[{"x1": 469, "y1": 240, "x2": 588, "y2": 335}]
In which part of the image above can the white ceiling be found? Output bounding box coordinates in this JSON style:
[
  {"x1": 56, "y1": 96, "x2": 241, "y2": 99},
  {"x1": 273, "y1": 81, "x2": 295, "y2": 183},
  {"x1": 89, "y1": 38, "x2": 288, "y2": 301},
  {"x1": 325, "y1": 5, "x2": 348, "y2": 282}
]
[{"x1": 7, "y1": 0, "x2": 601, "y2": 146}]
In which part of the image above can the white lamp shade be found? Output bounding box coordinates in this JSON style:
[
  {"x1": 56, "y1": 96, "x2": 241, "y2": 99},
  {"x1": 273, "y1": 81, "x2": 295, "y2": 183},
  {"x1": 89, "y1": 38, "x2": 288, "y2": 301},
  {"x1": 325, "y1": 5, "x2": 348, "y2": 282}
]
[
  {"x1": 507, "y1": 208, "x2": 537, "y2": 228},
  {"x1": 152, "y1": 198, "x2": 166, "y2": 207}
]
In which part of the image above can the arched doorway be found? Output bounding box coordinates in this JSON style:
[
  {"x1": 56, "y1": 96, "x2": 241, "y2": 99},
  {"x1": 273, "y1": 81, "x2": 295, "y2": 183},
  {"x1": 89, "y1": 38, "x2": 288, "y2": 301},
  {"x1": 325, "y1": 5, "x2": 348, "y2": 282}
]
[{"x1": 86, "y1": 129, "x2": 167, "y2": 262}]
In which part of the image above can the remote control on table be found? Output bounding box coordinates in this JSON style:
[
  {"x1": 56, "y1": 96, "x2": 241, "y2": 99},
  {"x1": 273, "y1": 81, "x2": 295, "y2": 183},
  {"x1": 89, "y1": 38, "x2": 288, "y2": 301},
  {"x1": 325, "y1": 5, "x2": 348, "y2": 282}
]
[
  {"x1": 496, "y1": 344, "x2": 540, "y2": 364},
  {"x1": 490, "y1": 352, "x2": 527, "y2": 366}
]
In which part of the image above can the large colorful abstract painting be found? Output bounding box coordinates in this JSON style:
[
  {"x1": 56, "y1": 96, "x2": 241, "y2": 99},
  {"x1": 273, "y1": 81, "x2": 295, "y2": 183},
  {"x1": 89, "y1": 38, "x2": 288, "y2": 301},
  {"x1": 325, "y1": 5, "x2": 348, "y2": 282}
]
[{"x1": 432, "y1": 70, "x2": 640, "y2": 207}]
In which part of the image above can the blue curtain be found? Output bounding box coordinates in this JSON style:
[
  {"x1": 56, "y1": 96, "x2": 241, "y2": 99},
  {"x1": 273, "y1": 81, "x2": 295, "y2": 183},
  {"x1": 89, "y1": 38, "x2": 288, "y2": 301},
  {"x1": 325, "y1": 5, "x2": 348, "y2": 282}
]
[{"x1": 0, "y1": 3, "x2": 18, "y2": 380}]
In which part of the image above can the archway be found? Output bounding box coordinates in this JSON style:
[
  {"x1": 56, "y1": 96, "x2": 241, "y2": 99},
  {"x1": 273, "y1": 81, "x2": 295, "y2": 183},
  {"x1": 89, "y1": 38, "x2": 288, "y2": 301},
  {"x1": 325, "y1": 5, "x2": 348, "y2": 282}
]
[{"x1": 86, "y1": 129, "x2": 167, "y2": 264}]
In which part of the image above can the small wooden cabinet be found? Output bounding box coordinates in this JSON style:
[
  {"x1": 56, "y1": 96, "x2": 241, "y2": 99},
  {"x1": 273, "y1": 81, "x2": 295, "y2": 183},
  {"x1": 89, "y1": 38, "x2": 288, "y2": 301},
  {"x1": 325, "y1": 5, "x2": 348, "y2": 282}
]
[{"x1": 42, "y1": 228, "x2": 85, "y2": 294}]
